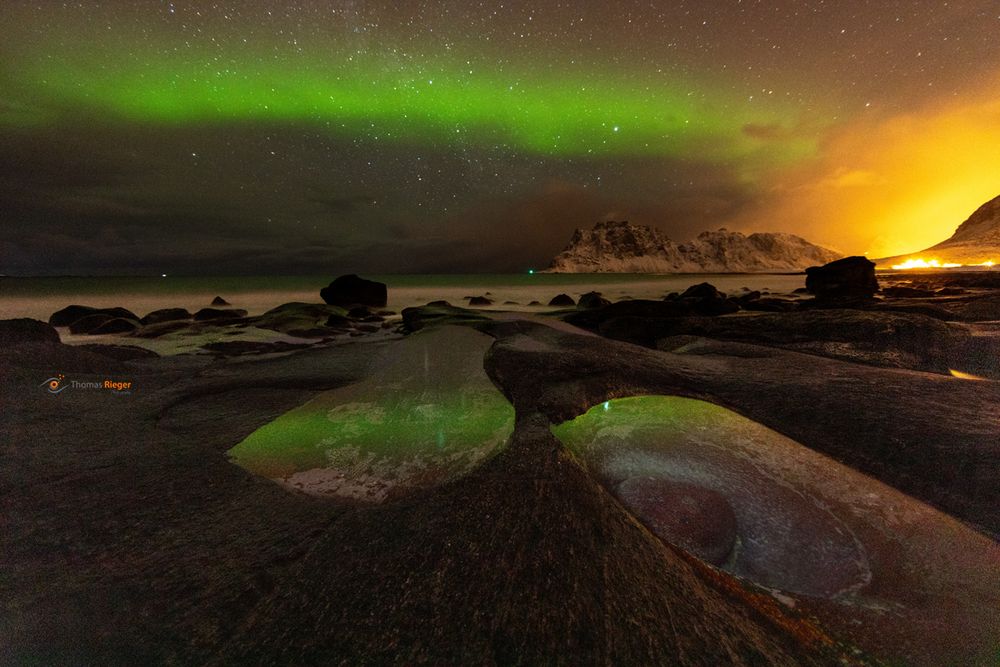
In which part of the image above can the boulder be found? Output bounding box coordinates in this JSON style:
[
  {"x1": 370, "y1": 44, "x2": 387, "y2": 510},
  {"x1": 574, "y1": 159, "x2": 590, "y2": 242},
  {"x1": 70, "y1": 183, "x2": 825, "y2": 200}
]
[
  {"x1": 49, "y1": 305, "x2": 139, "y2": 327},
  {"x1": 577, "y1": 292, "x2": 611, "y2": 309},
  {"x1": 805, "y1": 256, "x2": 878, "y2": 298},
  {"x1": 140, "y1": 308, "x2": 192, "y2": 325},
  {"x1": 69, "y1": 314, "x2": 116, "y2": 334},
  {"x1": 319, "y1": 274, "x2": 387, "y2": 308},
  {"x1": 0, "y1": 318, "x2": 60, "y2": 345},
  {"x1": 211, "y1": 296, "x2": 231, "y2": 306},
  {"x1": 193, "y1": 308, "x2": 248, "y2": 322},
  {"x1": 468, "y1": 296, "x2": 493, "y2": 306},
  {"x1": 88, "y1": 318, "x2": 140, "y2": 335},
  {"x1": 548, "y1": 294, "x2": 576, "y2": 307},
  {"x1": 680, "y1": 283, "x2": 725, "y2": 300}
]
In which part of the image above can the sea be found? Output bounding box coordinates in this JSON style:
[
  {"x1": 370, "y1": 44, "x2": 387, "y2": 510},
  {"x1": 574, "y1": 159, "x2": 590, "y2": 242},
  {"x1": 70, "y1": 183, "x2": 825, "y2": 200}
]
[{"x1": 0, "y1": 273, "x2": 809, "y2": 321}]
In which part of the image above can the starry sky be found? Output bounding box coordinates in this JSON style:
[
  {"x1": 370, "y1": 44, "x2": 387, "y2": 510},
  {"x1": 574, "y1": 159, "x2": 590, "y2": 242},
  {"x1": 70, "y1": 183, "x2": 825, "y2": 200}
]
[{"x1": 2, "y1": 1, "x2": 1000, "y2": 274}]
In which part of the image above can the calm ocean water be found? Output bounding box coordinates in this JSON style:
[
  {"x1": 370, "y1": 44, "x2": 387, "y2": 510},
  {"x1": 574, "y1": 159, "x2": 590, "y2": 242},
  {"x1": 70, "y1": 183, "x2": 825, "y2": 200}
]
[{"x1": 0, "y1": 273, "x2": 808, "y2": 321}]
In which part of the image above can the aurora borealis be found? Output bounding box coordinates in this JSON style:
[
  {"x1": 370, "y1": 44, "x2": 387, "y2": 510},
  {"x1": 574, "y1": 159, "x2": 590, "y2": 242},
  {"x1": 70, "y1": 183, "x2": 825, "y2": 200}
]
[{"x1": 3, "y1": 1, "x2": 1000, "y2": 274}]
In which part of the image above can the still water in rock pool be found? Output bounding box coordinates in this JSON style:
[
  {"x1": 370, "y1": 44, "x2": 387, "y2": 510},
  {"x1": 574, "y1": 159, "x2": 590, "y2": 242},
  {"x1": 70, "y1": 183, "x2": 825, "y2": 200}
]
[{"x1": 229, "y1": 326, "x2": 514, "y2": 502}]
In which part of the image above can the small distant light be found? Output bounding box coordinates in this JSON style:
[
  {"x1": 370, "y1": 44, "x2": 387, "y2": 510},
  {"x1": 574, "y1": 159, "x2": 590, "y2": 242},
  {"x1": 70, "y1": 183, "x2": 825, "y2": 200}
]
[
  {"x1": 612, "y1": 126, "x2": 620, "y2": 132},
  {"x1": 161, "y1": 273, "x2": 167, "y2": 278},
  {"x1": 528, "y1": 269, "x2": 535, "y2": 275},
  {"x1": 603, "y1": 401, "x2": 610, "y2": 411}
]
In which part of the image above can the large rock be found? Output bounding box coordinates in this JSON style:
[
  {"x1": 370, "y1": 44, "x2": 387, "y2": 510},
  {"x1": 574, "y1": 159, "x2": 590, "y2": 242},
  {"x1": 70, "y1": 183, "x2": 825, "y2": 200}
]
[
  {"x1": 805, "y1": 256, "x2": 878, "y2": 298},
  {"x1": 49, "y1": 305, "x2": 139, "y2": 327},
  {"x1": 547, "y1": 294, "x2": 576, "y2": 307},
  {"x1": 140, "y1": 308, "x2": 192, "y2": 325},
  {"x1": 68, "y1": 313, "x2": 117, "y2": 334},
  {"x1": 319, "y1": 274, "x2": 387, "y2": 308},
  {"x1": 0, "y1": 318, "x2": 60, "y2": 345},
  {"x1": 88, "y1": 318, "x2": 140, "y2": 335},
  {"x1": 577, "y1": 292, "x2": 611, "y2": 309}
]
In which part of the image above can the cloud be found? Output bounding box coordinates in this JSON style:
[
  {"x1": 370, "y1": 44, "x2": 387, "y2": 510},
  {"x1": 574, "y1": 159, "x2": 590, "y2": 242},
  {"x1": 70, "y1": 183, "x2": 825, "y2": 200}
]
[{"x1": 732, "y1": 75, "x2": 1000, "y2": 258}]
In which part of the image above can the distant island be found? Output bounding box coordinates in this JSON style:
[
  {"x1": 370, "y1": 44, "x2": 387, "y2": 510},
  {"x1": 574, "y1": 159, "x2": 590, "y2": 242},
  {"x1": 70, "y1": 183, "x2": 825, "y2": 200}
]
[{"x1": 545, "y1": 221, "x2": 841, "y2": 273}]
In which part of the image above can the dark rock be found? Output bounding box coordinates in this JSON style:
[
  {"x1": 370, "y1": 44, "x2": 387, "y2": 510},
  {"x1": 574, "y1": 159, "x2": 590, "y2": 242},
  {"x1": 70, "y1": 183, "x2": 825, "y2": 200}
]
[
  {"x1": 503, "y1": 301, "x2": 520, "y2": 305},
  {"x1": 736, "y1": 290, "x2": 762, "y2": 305},
  {"x1": 548, "y1": 294, "x2": 576, "y2": 307},
  {"x1": 426, "y1": 300, "x2": 452, "y2": 307},
  {"x1": 68, "y1": 314, "x2": 116, "y2": 334},
  {"x1": 527, "y1": 301, "x2": 542, "y2": 306},
  {"x1": 211, "y1": 296, "x2": 231, "y2": 306},
  {"x1": 0, "y1": 318, "x2": 60, "y2": 345},
  {"x1": 805, "y1": 256, "x2": 879, "y2": 298},
  {"x1": 401, "y1": 304, "x2": 492, "y2": 333},
  {"x1": 49, "y1": 305, "x2": 139, "y2": 327},
  {"x1": 616, "y1": 478, "x2": 738, "y2": 565},
  {"x1": 193, "y1": 308, "x2": 248, "y2": 322},
  {"x1": 201, "y1": 340, "x2": 310, "y2": 355},
  {"x1": 792, "y1": 287, "x2": 810, "y2": 294},
  {"x1": 376, "y1": 310, "x2": 396, "y2": 316},
  {"x1": 563, "y1": 300, "x2": 694, "y2": 333},
  {"x1": 355, "y1": 324, "x2": 380, "y2": 333},
  {"x1": 324, "y1": 314, "x2": 353, "y2": 329},
  {"x1": 319, "y1": 274, "x2": 387, "y2": 308},
  {"x1": 577, "y1": 292, "x2": 611, "y2": 309},
  {"x1": 76, "y1": 344, "x2": 160, "y2": 360},
  {"x1": 347, "y1": 306, "x2": 372, "y2": 319},
  {"x1": 88, "y1": 318, "x2": 140, "y2": 335},
  {"x1": 681, "y1": 282, "x2": 725, "y2": 300},
  {"x1": 882, "y1": 286, "x2": 935, "y2": 298},
  {"x1": 936, "y1": 287, "x2": 968, "y2": 296},
  {"x1": 468, "y1": 296, "x2": 493, "y2": 306},
  {"x1": 140, "y1": 308, "x2": 192, "y2": 325},
  {"x1": 743, "y1": 298, "x2": 799, "y2": 313}
]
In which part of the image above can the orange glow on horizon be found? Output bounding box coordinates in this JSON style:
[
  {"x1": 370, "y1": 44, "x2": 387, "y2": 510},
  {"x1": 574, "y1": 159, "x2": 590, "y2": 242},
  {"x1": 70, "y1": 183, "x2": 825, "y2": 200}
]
[
  {"x1": 888, "y1": 258, "x2": 995, "y2": 270},
  {"x1": 733, "y1": 77, "x2": 1000, "y2": 258}
]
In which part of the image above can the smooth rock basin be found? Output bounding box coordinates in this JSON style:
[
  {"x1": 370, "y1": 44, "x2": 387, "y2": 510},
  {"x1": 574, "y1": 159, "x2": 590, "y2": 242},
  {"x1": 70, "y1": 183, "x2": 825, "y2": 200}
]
[
  {"x1": 551, "y1": 395, "x2": 1000, "y2": 665},
  {"x1": 229, "y1": 326, "x2": 514, "y2": 502}
]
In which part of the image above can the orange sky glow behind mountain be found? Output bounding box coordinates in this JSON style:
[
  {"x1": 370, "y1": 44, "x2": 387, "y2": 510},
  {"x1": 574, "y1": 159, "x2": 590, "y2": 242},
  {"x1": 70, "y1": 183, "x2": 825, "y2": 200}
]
[{"x1": 737, "y1": 74, "x2": 1000, "y2": 260}]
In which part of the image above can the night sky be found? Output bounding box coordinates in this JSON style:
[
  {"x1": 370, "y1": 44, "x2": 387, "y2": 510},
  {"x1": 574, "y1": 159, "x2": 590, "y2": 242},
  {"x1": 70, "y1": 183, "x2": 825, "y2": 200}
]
[{"x1": 2, "y1": 1, "x2": 1000, "y2": 275}]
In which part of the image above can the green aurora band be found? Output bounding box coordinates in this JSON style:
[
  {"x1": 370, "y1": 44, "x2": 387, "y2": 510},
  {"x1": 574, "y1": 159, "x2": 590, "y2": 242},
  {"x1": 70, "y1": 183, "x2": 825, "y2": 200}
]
[{"x1": 7, "y1": 39, "x2": 819, "y2": 163}]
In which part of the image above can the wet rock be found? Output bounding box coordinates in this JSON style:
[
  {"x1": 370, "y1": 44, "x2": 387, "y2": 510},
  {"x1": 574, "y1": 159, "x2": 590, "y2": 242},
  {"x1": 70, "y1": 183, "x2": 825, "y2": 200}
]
[
  {"x1": 347, "y1": 306, "x2": 373, "y2": 319},
  {"x1": 0, "y1": 318, "x2": 60, "y2": 345},
  {"x1": 577, "y1": 291, "x2": 611, "y2": 309},
  {"x1": 140, "y1": 308, "x2": 192, "y2": 325},
  {"x1": 527, "y1": 300, "x2": 542, "y2": 306},
  {"x1": 211, "y1": 296, "x2": 231, "y2": 306},
  {"x1": 468, "y1": 296, "x2": 493, "y2": 306},
  {"x1": 88, "y1": 318, "x2": 141, "y2": 335},
  {"x1": 193, "y1": 308, "x2": 248, "y2": 322},
  {"x1": 805, "y1": 256, "x2": 878, "y2": 298},
  {"x1": 320, "y1": 274, "x2": 387, "y2": 308},
  {"x1": 736, "y1": 290, "x2": 761, "y2": 305},
  {"x1": 49, "y1": 305, "x2": 139, "y2": 327},
  {"x1": 548, "y1": 294, "x2": 576, "y2": 307},
  {"x1": 616, "y1": 478, "x2": 738, "y2": 565},
  {"x1": 426, "y1": 300, "x2": 452, "y2": 307},
  {"x1": 936, "y1": 287, "x2": 968, "y2": 296}
]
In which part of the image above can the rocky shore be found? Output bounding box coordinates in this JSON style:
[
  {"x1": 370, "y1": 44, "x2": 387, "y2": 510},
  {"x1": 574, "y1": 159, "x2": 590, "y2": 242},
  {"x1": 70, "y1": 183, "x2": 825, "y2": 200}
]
[{"x1": 2, "y1": 265, "x2": 999, "y2": 665}]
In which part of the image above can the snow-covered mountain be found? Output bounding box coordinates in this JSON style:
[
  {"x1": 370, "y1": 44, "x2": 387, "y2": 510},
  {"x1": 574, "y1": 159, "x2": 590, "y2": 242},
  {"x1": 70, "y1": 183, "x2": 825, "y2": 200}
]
[
  {"x1": 876, "y1": 193, "x2": 1000, "y2": 267},
  {"x1": 545, "y1": 221, "x2": 841, "y2": 273}
]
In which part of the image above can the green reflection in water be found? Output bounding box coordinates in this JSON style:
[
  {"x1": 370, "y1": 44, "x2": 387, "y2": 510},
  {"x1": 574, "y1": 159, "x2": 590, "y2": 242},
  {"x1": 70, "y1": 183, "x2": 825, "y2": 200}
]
[{"x1": 228, "y1": 326, "x2": 514, "y2": 500}]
